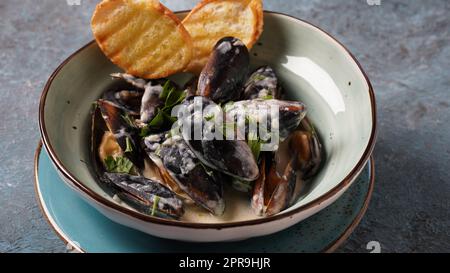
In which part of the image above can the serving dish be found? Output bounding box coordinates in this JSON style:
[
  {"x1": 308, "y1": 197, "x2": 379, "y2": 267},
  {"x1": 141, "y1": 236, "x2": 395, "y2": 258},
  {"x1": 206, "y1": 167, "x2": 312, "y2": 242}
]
[{"x1": 39, "y1": 11, "x2": 376, "y2": 242}]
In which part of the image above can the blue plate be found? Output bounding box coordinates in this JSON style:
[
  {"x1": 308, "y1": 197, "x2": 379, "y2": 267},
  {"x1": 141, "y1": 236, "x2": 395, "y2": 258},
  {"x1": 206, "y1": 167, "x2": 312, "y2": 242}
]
[{"x1": 35, "y1": 142, "x2": 374, "y2": 253}]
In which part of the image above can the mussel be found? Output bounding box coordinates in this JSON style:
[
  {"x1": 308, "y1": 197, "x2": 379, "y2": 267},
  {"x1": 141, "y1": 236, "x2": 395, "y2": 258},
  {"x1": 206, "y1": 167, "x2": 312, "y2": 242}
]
[
  {"x1": 279, "y1": 118, "x2": 323, "y2": 181},
  {"x1": 251, "y1": 118, "x2": 323, "y2": 216},
  {"x1": 97, "y1": 99, "x2": 145, "y2": 172},
  {"x1": 243, "y1": 66, "x2": 282, "y2": 100},
  {"x1": 102, "y1": 173, "x2": 184, "y2": 219},
  {"x1": 197, "y1": 37, "x2": 250, "y2": 103},
  {"x1": 179, "y1": 96, "x2": 260, "y2": 181},
  {"x1": 144, "y1": 133, "x2": 225, "y2": 216},
  {"x1": 111, "y1": 73, "x2": 171, "y2": 124}
]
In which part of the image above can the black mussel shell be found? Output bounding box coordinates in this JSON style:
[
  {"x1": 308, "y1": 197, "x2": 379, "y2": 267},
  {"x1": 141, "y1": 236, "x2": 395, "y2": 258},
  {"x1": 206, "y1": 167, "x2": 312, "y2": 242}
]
[{"x1": 197, "y1": 37, "x2": 250, "y2": 104}]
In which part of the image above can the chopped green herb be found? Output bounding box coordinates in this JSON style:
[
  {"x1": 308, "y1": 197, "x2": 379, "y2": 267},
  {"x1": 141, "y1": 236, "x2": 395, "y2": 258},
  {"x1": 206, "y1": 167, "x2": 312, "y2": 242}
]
[
  {"x1": 104, "y1": 156, "x2": 134, "y2": 174},
  {"x1": 125, "y1": 137, "x2": 133, "y2": 153},
  {"x1": 140, "y1": 82, "x2": 186, "y2": 137},
  {"x1": 163, "y1": 89, "x2": 186, "y2": 110},
  {"x1": 261, "y1": 94, "x2": 274, "y2": 100},
  {"x1": 151, "y1": 196, "x2": 160, "y2": 216},
  {"x1": 148, "y1": 109, "x2": 166, "y2": 128},
  {"x1": 104, "y1": 156, "x2": 116, "y2": 172},
  {"x1": 159, "y1": 80, "x2": 173, "y2": 101},
  {"x1": 139, "y1": 126, "x2": 150, "y2": 137},
  {"x1": 204, "y1": 113, "x2": 215, "y2": 121},
  {"x1": 252, "y1": 74, "x2": 266, "y2": 81},
  {"x1": 121, "y1": 114, "x2": 135, "y2": 128}
]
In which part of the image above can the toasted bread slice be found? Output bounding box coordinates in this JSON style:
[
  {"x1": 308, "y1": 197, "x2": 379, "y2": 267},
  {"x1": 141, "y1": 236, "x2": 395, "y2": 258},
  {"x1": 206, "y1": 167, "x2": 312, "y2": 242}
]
[
  {"x1": 182, "y1": 0, "x2": 263, "y2": 73},
  {"x1": 91, "y1": 0, "x2": 193, "y2": 79}
]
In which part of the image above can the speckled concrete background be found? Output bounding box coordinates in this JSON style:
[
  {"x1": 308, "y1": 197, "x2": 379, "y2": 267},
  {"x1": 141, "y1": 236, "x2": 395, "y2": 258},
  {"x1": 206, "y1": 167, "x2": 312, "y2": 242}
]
[{"x1": 0, "y1": 0, "x2": 449, "y2": 253}]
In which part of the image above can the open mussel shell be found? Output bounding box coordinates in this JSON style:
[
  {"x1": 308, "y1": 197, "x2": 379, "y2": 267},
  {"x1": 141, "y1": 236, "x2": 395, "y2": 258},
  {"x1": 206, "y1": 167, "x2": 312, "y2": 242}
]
[
  {"x1": 197, "y1": 139, "x2": 259, "y2": 182},
  {"x1": 243, "y1": 66, "x2": 282, "y2": 100},
  {"x1": 97, "y1": 99, "x2": 145, "y2": 172},
  {"x1": 197, "y1": 37, "x2": 250, "y2": 104},
  {"x1": 103, "y1": 173, "x2": 184, "y2": 219},
  {"x1": 251, "y1": 118, "x2": 323, "y2": 216},
  {"x1": 275, "y1": 117, "x2": 323, "y2": 183},
  {"x1": 144, "y1": 133, "x2": 225, "y2": 216},
  {"x1": 91, "y1": 103, "x2": 110, "y2": 177},
  {"x1": 251, "y1": 154, "x2": 296, "y2": 216}
]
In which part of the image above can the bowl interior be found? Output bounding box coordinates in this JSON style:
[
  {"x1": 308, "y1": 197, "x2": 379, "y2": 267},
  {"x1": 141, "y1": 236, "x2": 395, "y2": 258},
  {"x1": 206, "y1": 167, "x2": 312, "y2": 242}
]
[{"x1": 41, "y1": 12, "x2": 373, "y2": 222}]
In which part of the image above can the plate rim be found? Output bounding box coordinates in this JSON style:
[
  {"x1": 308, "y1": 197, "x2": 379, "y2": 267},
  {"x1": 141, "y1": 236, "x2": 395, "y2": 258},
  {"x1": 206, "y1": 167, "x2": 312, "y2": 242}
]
[
  {"x1": 34, "y1": 141, "x2": 375, "y2": 253},
  {"x1": 38, "y1": 10, "x2": 377, "y2": 229}
]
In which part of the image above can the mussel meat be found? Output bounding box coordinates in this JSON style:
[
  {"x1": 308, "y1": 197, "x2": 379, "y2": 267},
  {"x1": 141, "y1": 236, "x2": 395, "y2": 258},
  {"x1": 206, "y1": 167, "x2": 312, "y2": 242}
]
[{"x1": 197, "y1": 37, "x2": 250, "y2": 103}]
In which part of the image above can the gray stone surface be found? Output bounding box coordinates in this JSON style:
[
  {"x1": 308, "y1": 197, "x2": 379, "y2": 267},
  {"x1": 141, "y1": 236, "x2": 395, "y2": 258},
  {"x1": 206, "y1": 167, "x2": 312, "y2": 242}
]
[{"x1": 0, "y1": 0, "x2": 448, "y2": 253}]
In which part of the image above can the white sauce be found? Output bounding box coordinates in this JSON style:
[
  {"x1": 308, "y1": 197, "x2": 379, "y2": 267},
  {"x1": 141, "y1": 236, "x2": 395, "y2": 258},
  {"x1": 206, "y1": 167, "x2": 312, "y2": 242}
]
[{"x1": 180, "y1": 184, "x2": 262, "y2": 223}]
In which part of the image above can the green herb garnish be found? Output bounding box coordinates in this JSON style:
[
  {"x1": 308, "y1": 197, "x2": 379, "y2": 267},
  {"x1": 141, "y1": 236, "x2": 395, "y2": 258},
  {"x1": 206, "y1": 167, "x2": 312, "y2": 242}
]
[
  {"x1": 251, "y1": 74, "x2": 266, "y2": 82},
  {"x1": 104, "y1": 156, "x2": 134, "y2": 174},
  {"x1": 163, "y1": 89, "x2": 186, "y2": 111},
  {"x1": 125, "y1": 137, "x2": 133, "y2": 153},
  {"x1": 159, "y1": 80, "x2": 174, "y2": 101},
  {"x1": 140, "y1": 81, "x2": 186, "y2": 137},
  {"x1": 122, "y1": 114, "x2": 135, "y2": 128},
  {"x1": 261, "y1": 94, "x2": 274, "y2": 100},
  {"x1": 151, "y1": 196, "x2": 160, "y2": 216}
]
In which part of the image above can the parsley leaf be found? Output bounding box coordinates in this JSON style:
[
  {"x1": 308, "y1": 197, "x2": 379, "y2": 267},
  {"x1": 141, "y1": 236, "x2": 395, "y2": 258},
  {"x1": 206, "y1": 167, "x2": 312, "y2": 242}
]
[
  {"x1": 125, "y1": 137, "x2": 133, "y2": 153},
  {"x1": 261, "y1": 94, "x2": 274, "y2": 100},
  {"x1": 159, "y1": 80, "x2": 174, "y2": 101},
  {"x1": 121, "y1": 114, "x2": 135, "y2": 128},
  {"x1": 140, "y1": 81, "x2": 186, "y2": 137},
  {"x1": 104, "y1": 156, "x2": 134, "y2": 174},
  {"x1": 151, "y1": 196, "x2": 160, "y2": 216}
]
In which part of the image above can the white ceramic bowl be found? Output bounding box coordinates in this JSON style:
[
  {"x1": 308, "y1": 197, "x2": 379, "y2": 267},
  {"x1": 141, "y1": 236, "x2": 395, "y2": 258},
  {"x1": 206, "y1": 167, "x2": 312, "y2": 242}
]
[{"x1": 39, "y1": 11, "x2": 376, "y2": 242}]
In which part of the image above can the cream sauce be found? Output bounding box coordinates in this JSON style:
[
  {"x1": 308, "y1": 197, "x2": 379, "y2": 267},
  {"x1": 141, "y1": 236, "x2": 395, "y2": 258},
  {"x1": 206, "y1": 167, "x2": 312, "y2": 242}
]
[{"x1": 180, "y1": 184, "x2": 262, "y2": 223}]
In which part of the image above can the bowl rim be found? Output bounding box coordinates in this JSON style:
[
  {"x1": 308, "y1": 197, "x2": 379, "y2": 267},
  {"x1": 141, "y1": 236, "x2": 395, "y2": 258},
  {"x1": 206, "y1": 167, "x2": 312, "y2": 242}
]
[{"x1": 39, "y1": 11, "x2": 377, "y2": 229}]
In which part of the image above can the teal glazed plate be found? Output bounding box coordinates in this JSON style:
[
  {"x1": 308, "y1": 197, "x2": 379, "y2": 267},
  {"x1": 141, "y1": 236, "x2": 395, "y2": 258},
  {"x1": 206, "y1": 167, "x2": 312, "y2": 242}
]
[{"x1": 35, "y1": 142, "x2": 375, "y2": 253}]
